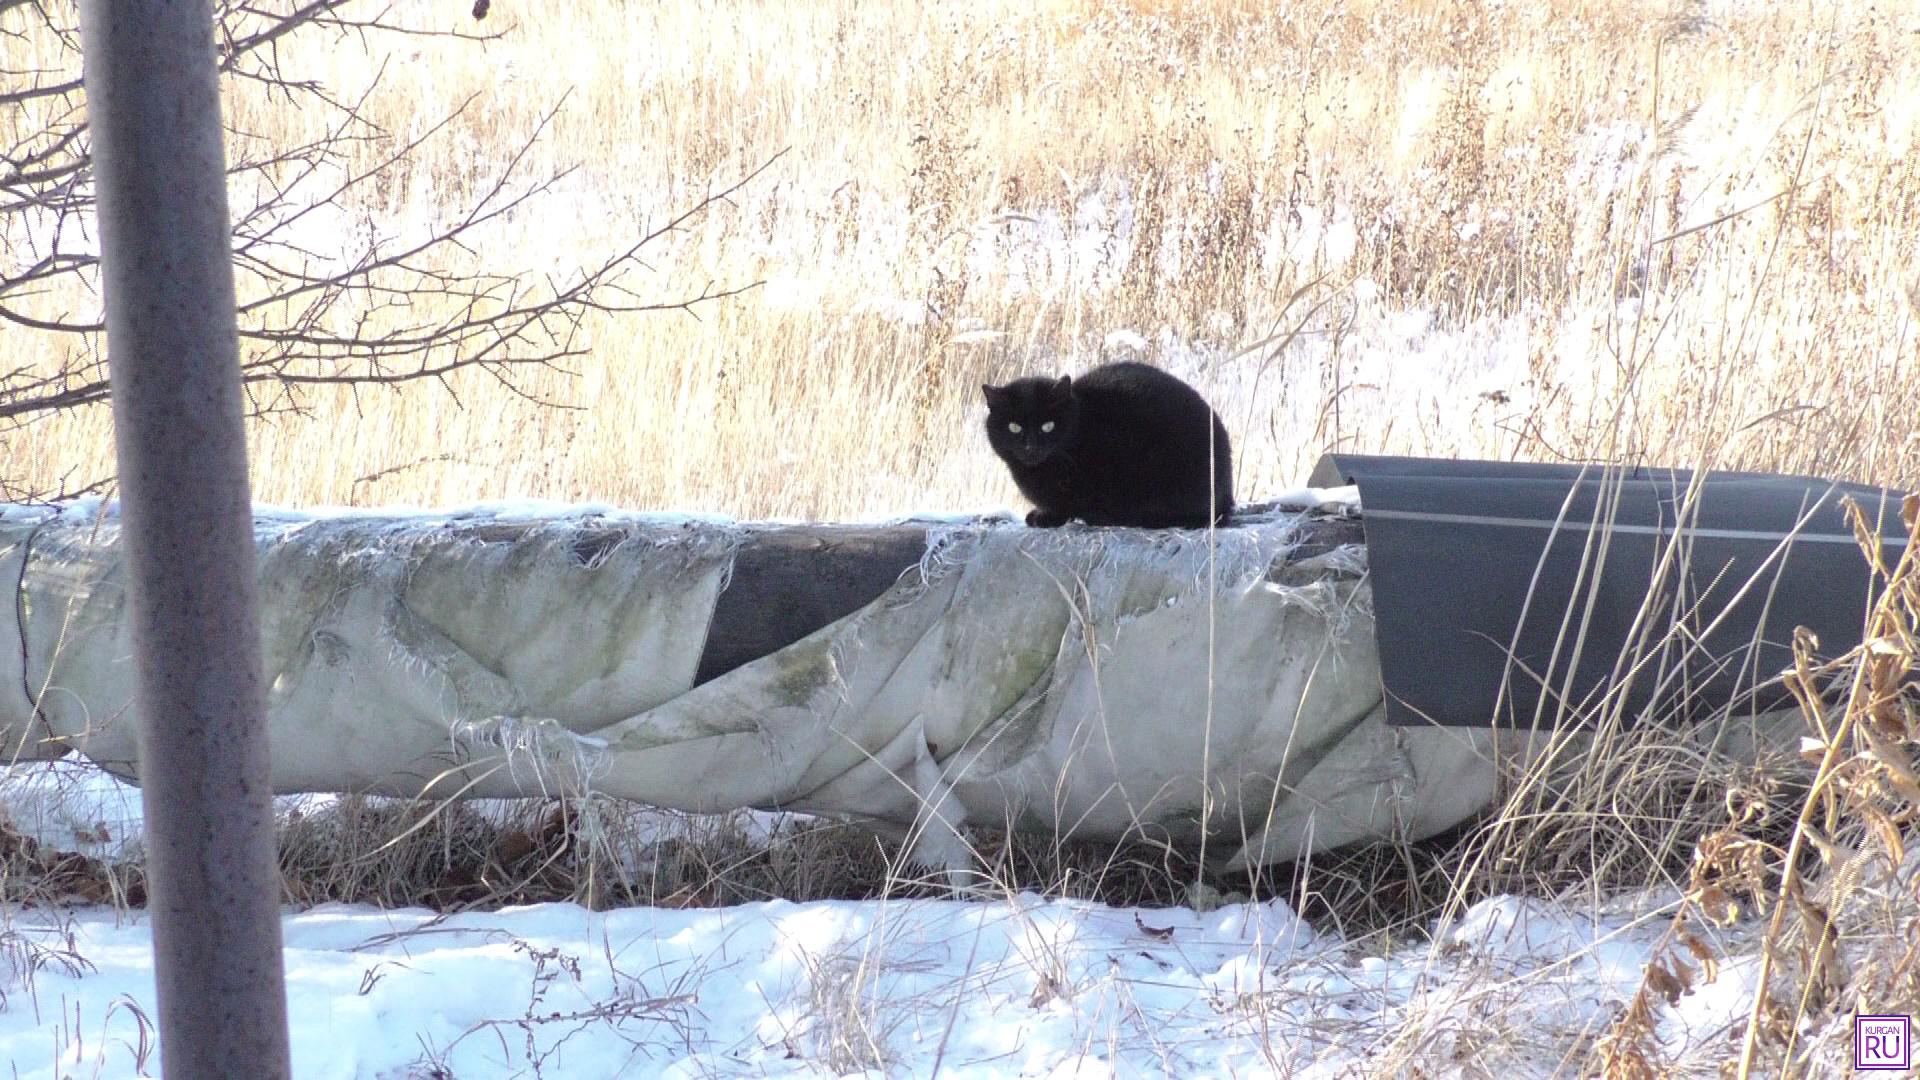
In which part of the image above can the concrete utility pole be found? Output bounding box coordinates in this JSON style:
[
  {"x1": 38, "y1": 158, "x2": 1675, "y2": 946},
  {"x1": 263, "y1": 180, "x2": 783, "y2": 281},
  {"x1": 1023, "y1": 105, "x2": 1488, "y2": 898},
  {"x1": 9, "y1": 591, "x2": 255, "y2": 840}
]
[{"x1": 77, "y1": 2, "x2": 292, "y2": 1076}]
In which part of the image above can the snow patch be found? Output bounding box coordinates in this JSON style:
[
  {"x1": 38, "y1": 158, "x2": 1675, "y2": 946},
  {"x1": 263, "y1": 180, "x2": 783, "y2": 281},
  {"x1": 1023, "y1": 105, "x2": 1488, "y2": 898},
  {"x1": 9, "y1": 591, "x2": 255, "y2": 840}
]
[{"x1": 0, "y1": 759, "x2": 1763, "y2": 1077}]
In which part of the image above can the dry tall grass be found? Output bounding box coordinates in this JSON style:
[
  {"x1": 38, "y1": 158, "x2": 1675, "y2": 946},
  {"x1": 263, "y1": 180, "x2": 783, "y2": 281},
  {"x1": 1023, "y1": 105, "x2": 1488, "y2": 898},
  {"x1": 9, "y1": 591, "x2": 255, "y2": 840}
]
[{"x1": 5, "y1": 0, "x2": 1917, "y2": 512}]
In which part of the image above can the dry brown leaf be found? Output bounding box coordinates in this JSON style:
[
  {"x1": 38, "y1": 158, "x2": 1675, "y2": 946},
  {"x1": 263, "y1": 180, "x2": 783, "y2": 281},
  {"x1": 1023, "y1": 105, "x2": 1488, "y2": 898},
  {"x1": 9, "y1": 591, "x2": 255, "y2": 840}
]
[
  {"x1": 1680, "y1": 932, "x2": 1720, "y2": 985},
  {"x1": 1134, "y1": 914, "x2": 1175, "y2": 941},
  {"x1": 1692, "y1": 883, "x2": 1741, "y2": 927},
  {"x1": 1644, "y1": 958, "x2": 1687, "y2": 1006},
  {"x1": 1861, "y1": 804, "x2": 1907, "y2": 867}
]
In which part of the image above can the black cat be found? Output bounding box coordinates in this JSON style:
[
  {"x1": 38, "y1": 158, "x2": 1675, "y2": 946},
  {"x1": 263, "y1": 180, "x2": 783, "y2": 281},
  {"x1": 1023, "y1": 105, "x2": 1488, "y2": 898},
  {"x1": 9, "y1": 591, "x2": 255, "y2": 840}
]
[{"x1": 981, "y1": 361, "x2": 1234, "y2": 528}]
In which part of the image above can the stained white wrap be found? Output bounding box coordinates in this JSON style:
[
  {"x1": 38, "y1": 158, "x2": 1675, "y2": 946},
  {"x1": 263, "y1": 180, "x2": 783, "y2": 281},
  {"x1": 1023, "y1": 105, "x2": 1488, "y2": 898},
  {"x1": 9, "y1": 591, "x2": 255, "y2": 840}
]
[{"x1": 0, "y1": 501, "x2": 1499, "y2": 871}]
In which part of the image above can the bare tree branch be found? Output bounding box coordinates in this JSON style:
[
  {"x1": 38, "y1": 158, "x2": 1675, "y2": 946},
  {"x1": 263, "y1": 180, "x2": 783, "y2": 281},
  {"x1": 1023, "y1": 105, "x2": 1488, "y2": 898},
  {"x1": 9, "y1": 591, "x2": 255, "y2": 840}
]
[{"x1": 2, "y1": 0, "x2": 773, "y2": 497}]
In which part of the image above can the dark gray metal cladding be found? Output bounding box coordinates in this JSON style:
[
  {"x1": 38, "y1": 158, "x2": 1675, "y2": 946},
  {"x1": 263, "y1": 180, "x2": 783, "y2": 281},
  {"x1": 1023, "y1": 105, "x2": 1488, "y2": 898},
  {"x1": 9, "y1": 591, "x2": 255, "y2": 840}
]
[
  {"x1": 689, "y1": 513, "x2": 1366, "y2": 688},
  {"x1": 1313, "y1": 454, "x2": 1913, "y2": 729},
  {"x1": 693, "y1": 526, "x2": 934, "y2": 687}
]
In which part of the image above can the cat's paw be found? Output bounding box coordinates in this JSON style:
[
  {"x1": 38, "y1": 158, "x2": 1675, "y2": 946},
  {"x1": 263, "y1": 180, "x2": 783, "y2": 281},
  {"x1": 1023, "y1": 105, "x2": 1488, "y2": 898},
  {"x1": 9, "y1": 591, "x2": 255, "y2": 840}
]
[{"x1": 1025, "y1": 508, "x2": 1070, "y2": 528}]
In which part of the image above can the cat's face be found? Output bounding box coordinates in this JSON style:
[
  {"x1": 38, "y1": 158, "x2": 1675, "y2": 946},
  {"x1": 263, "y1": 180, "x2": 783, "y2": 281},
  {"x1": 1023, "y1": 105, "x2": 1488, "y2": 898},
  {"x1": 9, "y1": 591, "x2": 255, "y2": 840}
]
[{"x1": 982, "y1": 375, "x2": 1079, "y2": 466}]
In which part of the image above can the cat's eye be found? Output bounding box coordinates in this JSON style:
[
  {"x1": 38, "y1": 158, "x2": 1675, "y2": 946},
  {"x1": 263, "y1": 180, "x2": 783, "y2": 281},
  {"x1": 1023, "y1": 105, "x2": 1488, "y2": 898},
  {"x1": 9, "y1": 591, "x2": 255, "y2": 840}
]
[
  {"x1": 1007, "y1": 422, "x2": 1023, "y2": 434},
  {"x1": 1040, "y1": 421, "x2": 1055, "y2": 433}
]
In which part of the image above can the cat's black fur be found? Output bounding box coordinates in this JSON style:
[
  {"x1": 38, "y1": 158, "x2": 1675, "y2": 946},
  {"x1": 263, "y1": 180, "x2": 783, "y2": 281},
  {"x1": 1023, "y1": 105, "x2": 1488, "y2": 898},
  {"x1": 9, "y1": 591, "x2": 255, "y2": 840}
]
[{"x1": 981, "y1": 361, "x2": 1234, "y2": 528}]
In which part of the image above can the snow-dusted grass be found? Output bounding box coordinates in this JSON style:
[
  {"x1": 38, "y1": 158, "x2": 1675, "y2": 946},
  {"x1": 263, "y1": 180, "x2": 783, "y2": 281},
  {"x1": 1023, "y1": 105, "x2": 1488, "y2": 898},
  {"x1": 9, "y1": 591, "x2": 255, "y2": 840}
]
[
  {"x1": 0, "y1": 819, "x2": 1762, "y2": 1079},
  {"x1": 0, "y1": 749, "x2": 1833, "y2": 1077},
  {"x1": 6, "y1": 1, "x2": 1918, "y2": 510}
]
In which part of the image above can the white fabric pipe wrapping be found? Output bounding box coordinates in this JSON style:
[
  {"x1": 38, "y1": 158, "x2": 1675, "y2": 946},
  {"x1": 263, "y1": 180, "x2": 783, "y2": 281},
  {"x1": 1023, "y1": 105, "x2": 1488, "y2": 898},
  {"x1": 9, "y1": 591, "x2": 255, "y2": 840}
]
[{"x1": 0, "y1": 501, "x2": 1498, "y2": 870}]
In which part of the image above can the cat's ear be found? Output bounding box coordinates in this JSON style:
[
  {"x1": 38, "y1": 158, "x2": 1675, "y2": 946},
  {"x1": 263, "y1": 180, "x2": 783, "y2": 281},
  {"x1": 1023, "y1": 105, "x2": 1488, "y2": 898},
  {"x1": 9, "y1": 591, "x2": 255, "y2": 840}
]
[
  {"x1": 1055, "y1": 375, "x2": 1073, "y2": 395},
  {"x1": 981, "y1": 383, "x2": 1002, "y2": 408}
]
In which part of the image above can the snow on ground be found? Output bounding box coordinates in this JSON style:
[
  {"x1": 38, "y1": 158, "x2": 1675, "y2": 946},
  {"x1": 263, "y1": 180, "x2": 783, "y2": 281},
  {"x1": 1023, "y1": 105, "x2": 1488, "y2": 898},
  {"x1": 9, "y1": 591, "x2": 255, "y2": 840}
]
[{"x1": 0, "y1": 762, "x2": 1761, "y2": 1078}]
